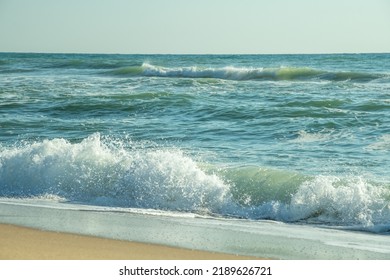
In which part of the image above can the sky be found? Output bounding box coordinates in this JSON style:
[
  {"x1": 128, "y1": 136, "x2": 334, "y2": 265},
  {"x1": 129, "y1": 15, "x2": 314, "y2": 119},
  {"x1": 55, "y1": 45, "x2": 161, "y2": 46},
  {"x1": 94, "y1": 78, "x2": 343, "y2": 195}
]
[{"x1": 0, "y1": 0, "x2": 389, "y2": 54}]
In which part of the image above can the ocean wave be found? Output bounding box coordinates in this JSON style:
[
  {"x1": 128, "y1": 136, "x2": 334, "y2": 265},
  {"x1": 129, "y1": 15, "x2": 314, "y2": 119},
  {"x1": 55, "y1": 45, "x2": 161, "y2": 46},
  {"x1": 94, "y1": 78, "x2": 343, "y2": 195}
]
[
  {"x1": 0, "y1": 134, "x2": 229, "y2": 214},
  {"x1": 107, "y1": 63, "x2": 387, "y2": 83},
  {"x1": 1, "y1": 134, "x2": 390, "y2": 232}
]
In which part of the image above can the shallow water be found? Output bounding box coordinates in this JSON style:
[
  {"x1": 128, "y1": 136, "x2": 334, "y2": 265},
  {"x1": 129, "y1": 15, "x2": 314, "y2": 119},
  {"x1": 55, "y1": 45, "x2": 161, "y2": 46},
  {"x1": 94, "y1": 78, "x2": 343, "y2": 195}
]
[{"x1": 1, "y1": 199, "x2": 390, "y2": 259}]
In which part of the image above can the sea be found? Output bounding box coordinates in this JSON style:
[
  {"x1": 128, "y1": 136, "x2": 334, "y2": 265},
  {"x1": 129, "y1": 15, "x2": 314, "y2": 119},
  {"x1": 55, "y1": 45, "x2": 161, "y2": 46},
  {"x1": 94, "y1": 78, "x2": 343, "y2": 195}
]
[{"x1": 1, "y1": 52, "x2": 390, "y2": 259}]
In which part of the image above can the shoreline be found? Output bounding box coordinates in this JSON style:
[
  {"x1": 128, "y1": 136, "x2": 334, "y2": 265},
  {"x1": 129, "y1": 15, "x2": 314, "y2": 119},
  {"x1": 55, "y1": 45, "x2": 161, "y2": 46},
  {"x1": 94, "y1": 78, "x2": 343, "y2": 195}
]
[
  {"x1": 1, "y1": 200, "x2": 390, "y2": 259},
  {"x1": 0, "y1": 223, "x2": 261, "y2": 260}
]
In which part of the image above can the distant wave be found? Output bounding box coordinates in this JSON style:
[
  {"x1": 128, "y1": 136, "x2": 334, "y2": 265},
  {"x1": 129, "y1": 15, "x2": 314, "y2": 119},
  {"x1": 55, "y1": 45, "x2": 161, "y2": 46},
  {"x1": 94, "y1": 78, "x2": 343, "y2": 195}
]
[
  {"x1": 2, "y1": 55, "x2": 386, "y2": 82},
  {"x1": 1, "y1": 133, "x2": 390, "y2": 232},
  {"x1": 106, "y1": 63, "x2": 387, "y2": 82}
]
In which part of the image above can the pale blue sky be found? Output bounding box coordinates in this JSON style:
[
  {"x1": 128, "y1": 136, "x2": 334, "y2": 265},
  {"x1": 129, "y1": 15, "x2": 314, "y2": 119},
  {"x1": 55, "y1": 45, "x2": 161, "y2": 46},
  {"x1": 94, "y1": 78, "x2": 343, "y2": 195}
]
[{"x1": 1, "y1": 0, "x2": 389, "y2": 54}]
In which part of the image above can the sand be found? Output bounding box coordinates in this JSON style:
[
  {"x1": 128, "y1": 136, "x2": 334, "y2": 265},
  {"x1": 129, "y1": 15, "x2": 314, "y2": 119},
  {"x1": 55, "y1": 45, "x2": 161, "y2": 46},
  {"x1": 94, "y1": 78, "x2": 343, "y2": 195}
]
[{"x1": 0, "y1": 224, "x2": 261, "y2": 260}]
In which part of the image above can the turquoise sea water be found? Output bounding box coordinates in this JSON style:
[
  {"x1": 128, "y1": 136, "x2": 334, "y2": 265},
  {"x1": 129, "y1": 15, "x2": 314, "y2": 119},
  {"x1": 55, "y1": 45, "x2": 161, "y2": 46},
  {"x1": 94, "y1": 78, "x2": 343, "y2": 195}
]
[{"x1": 1, "y1": 53, "x2": 390, "y2": 237}]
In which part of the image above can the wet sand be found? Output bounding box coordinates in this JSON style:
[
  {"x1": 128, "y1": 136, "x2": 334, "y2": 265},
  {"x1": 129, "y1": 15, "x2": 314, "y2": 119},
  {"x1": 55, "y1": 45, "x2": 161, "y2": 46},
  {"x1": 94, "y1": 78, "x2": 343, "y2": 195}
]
[{"x1": 0, "y1": 224, "x2": 261, "y2": 260}]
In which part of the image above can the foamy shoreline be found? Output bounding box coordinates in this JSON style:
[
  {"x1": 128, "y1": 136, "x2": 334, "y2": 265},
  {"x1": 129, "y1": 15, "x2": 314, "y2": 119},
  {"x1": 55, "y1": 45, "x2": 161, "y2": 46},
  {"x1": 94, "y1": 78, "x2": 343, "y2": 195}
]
[{"x1": 1, "y1": 199, "x2": 390, "y2": 259}]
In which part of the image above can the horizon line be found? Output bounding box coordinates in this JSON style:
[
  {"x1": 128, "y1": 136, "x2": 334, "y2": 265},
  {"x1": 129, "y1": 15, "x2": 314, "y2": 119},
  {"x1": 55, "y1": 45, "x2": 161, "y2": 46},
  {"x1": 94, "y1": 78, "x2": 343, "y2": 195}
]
[{"x1": 1, "y1": 51, "x2": 389, "y2": 56}]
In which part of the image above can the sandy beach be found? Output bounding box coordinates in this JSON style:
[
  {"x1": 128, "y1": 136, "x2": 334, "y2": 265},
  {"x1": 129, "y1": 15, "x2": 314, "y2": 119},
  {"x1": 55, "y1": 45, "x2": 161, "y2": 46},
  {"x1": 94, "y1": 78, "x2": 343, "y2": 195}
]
[{"x1": 0, "y1": 224, "x2": 260, "y2": 260}]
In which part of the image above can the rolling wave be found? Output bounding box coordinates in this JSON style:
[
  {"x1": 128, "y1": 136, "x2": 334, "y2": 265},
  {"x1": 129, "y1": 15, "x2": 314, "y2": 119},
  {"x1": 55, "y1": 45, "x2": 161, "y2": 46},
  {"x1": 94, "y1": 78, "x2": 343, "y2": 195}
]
[
  {"x1": 107, "y1": 63, "x2": 386, "y2": 82},
  {"x1": 1, "y1": 134, "x2": 390, "y2": 232}
]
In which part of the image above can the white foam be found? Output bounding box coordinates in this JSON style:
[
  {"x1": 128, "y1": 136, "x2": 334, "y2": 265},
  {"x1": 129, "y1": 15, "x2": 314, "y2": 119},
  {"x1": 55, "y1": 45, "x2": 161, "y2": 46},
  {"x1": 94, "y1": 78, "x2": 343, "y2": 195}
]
[
  {"x1": 141, "y1": 63, "x2": 321, "y2": 81},
  {"x1": 0, "y1": 133, "x2": 230, "y2": 213},
  {"x1": 141, "y1": 63, "x2": 265, "y2": 80},
  {"x1": 285, "y1": 175, "x2": 390, "y2": 228},
  {"x1": 291, "y1": 130, "x2": 331, "y2": 143},
  {"x1": 366, "y1": 134, "x2": 390, "y2": 151}
]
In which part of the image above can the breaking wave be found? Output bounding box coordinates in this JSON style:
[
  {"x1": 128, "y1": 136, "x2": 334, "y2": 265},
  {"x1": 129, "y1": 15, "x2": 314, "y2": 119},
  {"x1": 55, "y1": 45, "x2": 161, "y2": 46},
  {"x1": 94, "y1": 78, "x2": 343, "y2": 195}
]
[
  {"x1": 109, "y1": 63, "x2": 386, "y2": 82},
  {"x1": 1, "y1": 133, "x2": 390, "y2": 232}
]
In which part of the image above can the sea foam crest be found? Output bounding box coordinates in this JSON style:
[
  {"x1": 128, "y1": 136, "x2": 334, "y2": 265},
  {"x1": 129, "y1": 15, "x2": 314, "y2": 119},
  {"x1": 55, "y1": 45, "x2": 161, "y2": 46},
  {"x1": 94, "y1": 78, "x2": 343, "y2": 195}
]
[
  {"x1": 141, "y1": 63, "x2": 321, "y2": 81},
  {"x1": 138, "y1": 63, "x2": 384, "y2": 82},
  {"x1": 141, "y1": 63, "x2": 268, "y2": 80},
  {"x1": 0, "y1": 133, "x2": 229, "y2": 213},
  {"x1": 224, "y1": 170, "x2": 390, "y2": 231},
  {"x1": 287, "y1": 176, "x2": 390, "y2": 228}
]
